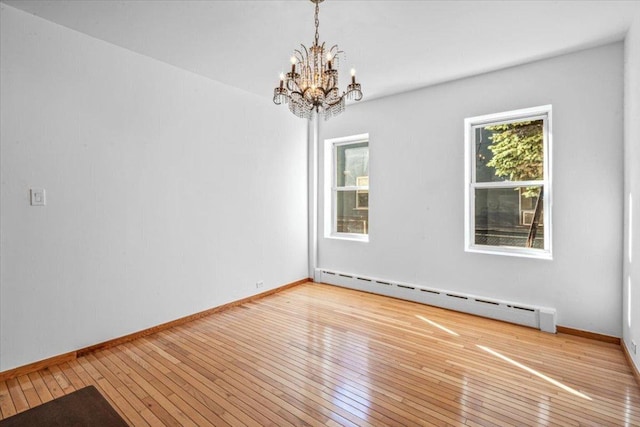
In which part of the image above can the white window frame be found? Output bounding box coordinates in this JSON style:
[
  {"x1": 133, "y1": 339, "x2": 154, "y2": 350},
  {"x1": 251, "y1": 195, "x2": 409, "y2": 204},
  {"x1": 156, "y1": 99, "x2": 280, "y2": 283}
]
[
  {"x1": 324, "y1": 133, "x2": 370, "y2": 242},
  {"x1": 464, "y1": 105, "x2": 552, "y2": 259}
]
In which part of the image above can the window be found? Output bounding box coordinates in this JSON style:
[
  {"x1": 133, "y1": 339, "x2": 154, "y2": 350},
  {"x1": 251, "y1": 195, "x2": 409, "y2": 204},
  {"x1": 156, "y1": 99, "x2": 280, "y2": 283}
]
[
  {"x1": 324, "y1": 134, "x2": 369, "y2": 241},
  {"x1": 465, "y1": 106, "x2": 552, "y2": 258}
]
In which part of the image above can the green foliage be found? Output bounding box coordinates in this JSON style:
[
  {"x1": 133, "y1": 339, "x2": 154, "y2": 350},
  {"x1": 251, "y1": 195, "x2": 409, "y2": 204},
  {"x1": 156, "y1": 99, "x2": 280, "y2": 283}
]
[{"x1": 485, "y1": 120, "x2": 543, "y2": 198}]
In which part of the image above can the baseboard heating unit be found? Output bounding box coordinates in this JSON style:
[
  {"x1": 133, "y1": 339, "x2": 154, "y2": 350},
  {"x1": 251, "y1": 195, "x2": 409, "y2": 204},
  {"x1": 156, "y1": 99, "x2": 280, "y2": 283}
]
[{"x1": 315, "y1": 269, "x2": 556, "y2": 333}]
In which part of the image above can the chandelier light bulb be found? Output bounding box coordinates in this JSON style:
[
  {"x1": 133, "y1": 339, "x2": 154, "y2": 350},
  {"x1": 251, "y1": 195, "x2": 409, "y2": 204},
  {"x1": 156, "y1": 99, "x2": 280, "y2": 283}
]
[{"x1": 289, "y1": 56, "x2": 296, "y2": 75}]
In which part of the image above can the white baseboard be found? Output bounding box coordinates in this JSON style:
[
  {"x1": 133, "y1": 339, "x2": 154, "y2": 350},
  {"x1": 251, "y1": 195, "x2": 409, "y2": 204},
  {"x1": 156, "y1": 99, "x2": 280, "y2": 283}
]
[{"x1": 316, "y1": 268, "x2": 556, "y2": 333}]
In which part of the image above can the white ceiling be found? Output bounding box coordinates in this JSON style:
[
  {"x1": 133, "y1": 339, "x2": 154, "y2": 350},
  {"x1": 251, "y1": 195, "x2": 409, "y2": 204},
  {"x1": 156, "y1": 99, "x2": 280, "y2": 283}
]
[{"x1": 3, "y1": 0, "x2": 639, "y2": 102}]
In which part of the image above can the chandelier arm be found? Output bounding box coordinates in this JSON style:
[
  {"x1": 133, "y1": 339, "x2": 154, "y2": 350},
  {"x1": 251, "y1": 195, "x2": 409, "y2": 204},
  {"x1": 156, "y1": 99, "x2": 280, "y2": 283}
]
[
  {"x1": 325, "y1": 97, "x2": 345, "y2": 107},
  {"x1": 289, "y1": 89, "x2": 307, "y2": 98},
  {"x1": 285, "y1": 79, "x2": 296, "y2": 91},
  {"x1": 328, "y1": 45, "x2": 341, "y2": 60},
  {"x1": 317, "y1": 85, "x2": 338, "y2": 97},
  {"x1": 295, "y1": 46, "x2": 307, "y2": 60}
]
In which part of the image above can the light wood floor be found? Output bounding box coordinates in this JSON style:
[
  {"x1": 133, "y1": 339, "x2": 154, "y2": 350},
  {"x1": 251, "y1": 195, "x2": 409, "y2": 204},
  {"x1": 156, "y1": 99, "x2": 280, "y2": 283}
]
[{"x1": 1, "y1": 282, "x2": 639, "y2": 426}]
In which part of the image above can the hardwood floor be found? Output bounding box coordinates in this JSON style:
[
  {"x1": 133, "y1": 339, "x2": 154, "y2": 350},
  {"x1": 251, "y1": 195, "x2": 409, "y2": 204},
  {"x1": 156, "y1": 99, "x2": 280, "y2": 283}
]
[{"x1": 1, "y1": 282, "x2": 639, "y2": 426}]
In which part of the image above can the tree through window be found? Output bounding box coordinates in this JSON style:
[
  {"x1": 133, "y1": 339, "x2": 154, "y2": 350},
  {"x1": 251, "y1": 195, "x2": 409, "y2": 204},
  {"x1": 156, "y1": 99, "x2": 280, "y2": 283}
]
[{"x1": 465, "y1": 106, "x2": 552, "y2": 258}]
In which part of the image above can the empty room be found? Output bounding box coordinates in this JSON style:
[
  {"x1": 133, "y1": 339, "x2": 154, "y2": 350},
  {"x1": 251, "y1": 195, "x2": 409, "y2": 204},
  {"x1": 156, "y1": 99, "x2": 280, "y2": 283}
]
[{"x1": 1, "y1": 0, "x2": 639, "y2": 425}]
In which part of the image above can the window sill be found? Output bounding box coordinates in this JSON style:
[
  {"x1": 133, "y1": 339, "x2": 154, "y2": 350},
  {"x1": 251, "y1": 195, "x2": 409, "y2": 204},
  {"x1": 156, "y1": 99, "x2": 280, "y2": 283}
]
[
  {"x1": 466, "y1": 245, "x2": 552, "y2": 260},
  {"x1": 326, "y1": 233, "x2": 369, "y2": 243}
]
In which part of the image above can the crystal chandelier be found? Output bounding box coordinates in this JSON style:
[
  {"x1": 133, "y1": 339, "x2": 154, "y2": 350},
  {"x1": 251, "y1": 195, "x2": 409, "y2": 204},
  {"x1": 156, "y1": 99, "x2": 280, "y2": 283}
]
[{"x1": 273, "y1": 0, "x2": 363, "y2": 121}]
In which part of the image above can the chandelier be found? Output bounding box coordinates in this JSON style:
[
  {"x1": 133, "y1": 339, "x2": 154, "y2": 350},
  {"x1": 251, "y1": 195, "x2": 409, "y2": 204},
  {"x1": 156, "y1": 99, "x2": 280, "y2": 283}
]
[{"x1": 273, "y1": 0, "x2": 363, "y2": 120}]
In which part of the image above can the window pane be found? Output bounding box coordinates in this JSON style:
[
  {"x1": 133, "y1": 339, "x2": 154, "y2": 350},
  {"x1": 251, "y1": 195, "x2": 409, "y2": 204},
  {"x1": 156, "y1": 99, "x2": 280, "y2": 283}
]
[
  {"x1": 336, "y1": 142, "x2": 368, "y2": 187},
  {"x1": 337, "y1": 191, "x2": 368, "y2": 234},
  {"x1": 475, "y1": 119, "x2": 544, "y2": 183},
  {"x1": 474, "y1": 186, "x2": 544, "y2": 249}
]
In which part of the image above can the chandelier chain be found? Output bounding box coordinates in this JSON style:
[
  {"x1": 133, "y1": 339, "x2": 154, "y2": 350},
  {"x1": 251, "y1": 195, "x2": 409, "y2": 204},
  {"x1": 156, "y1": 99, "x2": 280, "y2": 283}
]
[{"x1": 314, "y1": 1, "x2": 320, "y2": 46}]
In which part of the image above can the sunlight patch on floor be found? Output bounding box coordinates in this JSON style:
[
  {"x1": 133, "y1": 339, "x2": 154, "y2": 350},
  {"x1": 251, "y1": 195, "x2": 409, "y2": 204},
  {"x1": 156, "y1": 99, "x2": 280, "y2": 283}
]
[
  {"x1": 416, "y1": 315, "x2": 460, "y2": 336},
  {"x1": 477, "y1": 344, "x2": 592, "y2": 401}
]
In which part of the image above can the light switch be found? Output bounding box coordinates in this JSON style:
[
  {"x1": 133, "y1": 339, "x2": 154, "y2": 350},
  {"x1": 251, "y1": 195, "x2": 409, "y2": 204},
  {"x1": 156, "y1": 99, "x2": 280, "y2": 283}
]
[{"x1": 30, "y1": 188, "x2": 46, "y2": 206}]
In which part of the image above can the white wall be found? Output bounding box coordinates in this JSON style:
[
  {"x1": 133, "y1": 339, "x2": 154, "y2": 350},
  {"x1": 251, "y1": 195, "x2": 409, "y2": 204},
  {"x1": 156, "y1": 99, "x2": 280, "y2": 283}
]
[
  {"x1": 0, "y1": 5, "x2": 308, "y2": 371},
  {"x1": 319, "y1": 43, "x2": 624, "y2": 337},
  {"x1": 623, "y1": 9, "x2": 640, "y2": 372}
]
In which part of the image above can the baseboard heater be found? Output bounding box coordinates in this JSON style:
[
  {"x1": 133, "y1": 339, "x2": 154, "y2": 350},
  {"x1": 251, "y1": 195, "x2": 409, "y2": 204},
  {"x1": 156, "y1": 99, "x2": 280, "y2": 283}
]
[{"x1": 315, "y1": 269, "x2": 556, "y2": 333}]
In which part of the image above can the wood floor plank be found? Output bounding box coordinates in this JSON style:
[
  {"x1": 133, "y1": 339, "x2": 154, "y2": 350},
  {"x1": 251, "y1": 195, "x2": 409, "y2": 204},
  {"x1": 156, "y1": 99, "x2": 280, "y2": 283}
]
[
  {"x1": 99, "y1": 348, "x2": 168, "y2": 427},
  {"x1": 5, "y1": 378, "x2": 29, "y2": 414},
  {"x1": 27, "y1": 371, "x2": 54, "y2": 404},
  {"x1": 40, "y1": 367, "x2": 69, "y2": 398},
  {"x1": 55, "y1": 362, "x2": 86, "y2": 391},
  {"x1": 1, "y1": 282, "x2": 639, "y2": 426},
  {"x1": 0, "y1": 380, "x2": 16, "y2": 419},
  {"x1": 16, "y1": 375, "x2": 40, "y2": 408},
  {"x1": 83, "y1": 352, "x2": 151, "y2": 427},
  {"x1": 76, "y1": 354, "x2": 145, "y2": 427},
  {"x1": 110, "y1": 344, "x2": 191, "y2": 427}
]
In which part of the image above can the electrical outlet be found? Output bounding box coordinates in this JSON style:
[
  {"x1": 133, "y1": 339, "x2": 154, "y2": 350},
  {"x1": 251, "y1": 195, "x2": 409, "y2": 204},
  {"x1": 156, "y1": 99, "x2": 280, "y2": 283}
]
[
  {"x1": 30, "y1": 188, "x2": 46, "y2": 206},
  {"x1": 256, "y1": 281, "x2": 264, "y2": 289},
  {"x1": 633, "y1": 340, "x2": 637, "y2": 355}
]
